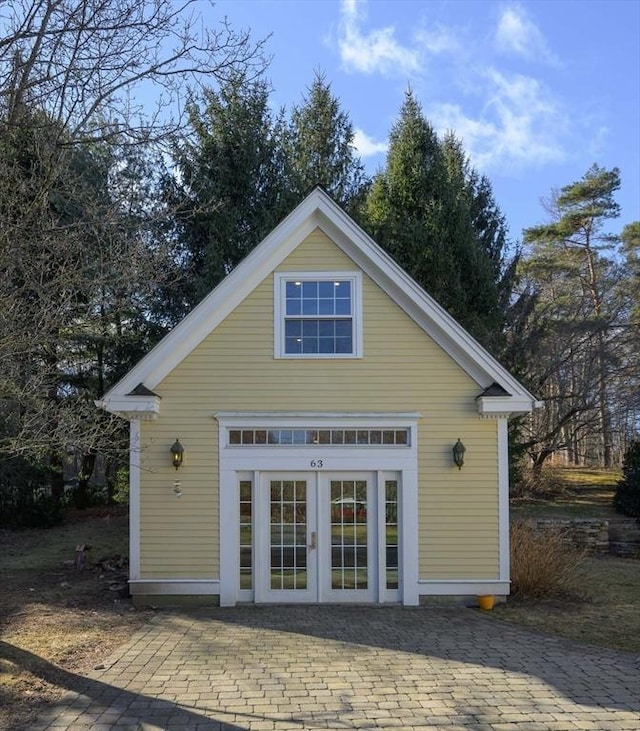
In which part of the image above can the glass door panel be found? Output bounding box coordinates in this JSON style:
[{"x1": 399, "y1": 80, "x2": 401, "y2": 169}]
[
  {"x1": 239, "y1": 479, "x2": 253, "y2": 590},
  {"x1": 321, "y1": 473, "x2": 374, "y2": 602},
  {"x1": 256, "y1": 473, "x2": 318, "y2": 603},
  {"x1": 256, "y1": 471, "x2": 383, "y2": 604},
  {"x1": 269, "y1": 479, "x2": 308, "y2": 590},
  {"x1": 330, "y1": 479, "x2": 368, "y2": 589},
  {"x1": 384, "y1": 480, "x2": 399, "y2": 590}
]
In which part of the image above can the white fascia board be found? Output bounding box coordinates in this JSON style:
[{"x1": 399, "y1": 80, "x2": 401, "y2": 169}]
[
  {"x1": 476, "y1": 396, "x2": 537, "y2": 416},
  {"x1": 102, "y1": 202, "x2": 322, "y2": 399},
  {"x1": 313, "y1": 203, "x2": 538, "y2": 408},
  {"x1": 96, "y1": 395, "x2": 160, "y2": 418}
]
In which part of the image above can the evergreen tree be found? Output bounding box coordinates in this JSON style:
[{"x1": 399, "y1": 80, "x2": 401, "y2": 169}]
[
  {"x1": 521, "y1": 165, "x2": 628, "y2": 468},
  {"x1": 363, "y1": 91, "x2": 514, "y2": 350},
  {"x1": 618, "y1": 221, "x2": 640, "y2": 444},
  {"x1": 614, "y1": 441, "x2": 640, "y2": 517},
  {"x1": 167, "y1": 73, "x2": 294, "y2": 313},
  {"x1": 287, "y1": 72, "x2": 368, "y2": 212},
  {"x1": 621, "y1": 221, "x2": 640, "y2": 324}
]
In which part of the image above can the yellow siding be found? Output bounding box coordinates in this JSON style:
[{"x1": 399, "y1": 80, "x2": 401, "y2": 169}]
[{"x1": 139, "y1": 228, "x2": 499, "y2": 581}]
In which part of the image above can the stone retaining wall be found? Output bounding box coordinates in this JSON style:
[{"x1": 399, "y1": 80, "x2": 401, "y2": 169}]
[
  {"x1": 525, "y1": 518, "x2": 640, "y2": 557},
  {"x1": 608, "y1": 519, "x2": 640, "y2": 557}
]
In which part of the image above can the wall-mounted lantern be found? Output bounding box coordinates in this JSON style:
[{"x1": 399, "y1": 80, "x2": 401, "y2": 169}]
[
  {"x1": 452, "y1": 438, "x2": 466, "y2": 470},
  {"x1": 170, "y1": 438, "x2": 184, "y2": 470}
]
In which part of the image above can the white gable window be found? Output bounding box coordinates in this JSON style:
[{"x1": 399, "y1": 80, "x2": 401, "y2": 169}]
[{"x1": 274, "y1": 272, "x2": 362, "y2": 358}]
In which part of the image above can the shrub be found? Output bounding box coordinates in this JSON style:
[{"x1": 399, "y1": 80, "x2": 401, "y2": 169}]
[
  {"x1": 510, "y1": 520, "x2": 585, "y2": 599},
  {"x1": 110, "y1": 467, "x2": 130, "y2": 505},
  {"x1": 614, "y1": 441, "x2": 640, "y2": 518},
  {"x1": 510, "y1": 466, "x2": 569, "y2": 501},
  {"x1": 0, "y1": 457, "x2": 63, "y2": 528}
]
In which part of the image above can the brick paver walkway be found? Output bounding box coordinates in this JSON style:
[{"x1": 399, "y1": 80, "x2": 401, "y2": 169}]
[{"x1": 30, "y1": 606, "x2": 639, "y2": 730}]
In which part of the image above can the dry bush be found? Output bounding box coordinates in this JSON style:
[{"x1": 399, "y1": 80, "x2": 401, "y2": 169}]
[
  {"x1": 510, "y1": 520, "x2": 586, "y2": 599},
  {"x1": 510, "y1": 467, "x2": 570, "y2": 501}
]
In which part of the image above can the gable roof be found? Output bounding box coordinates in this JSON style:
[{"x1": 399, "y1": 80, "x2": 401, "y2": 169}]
[{"x1": 98, "y1": 187, "x2": 539, "y2": 418}]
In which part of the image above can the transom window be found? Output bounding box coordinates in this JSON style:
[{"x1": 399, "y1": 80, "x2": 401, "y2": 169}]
[
  {"x1": 229, "y1": 428, "x2": 410, "y2": 446},
  {"x1": 275, "y1": 272, "x2": 362, "y2": 358}
]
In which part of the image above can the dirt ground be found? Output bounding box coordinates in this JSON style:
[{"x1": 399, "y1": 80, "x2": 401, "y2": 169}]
[{"x1": 0, "y1": 509, "x2": 155, "y2": 731}]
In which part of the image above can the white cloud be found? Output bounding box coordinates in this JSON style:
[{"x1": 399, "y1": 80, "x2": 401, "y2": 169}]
[
  {"x1": 495, "y1": 4, "x2": 560, "y2": 66},
  {"x1": 334, "y1": 0, "x2": 572, "y2": 174},
  {"x1": 353, "y1": 128, "x2": 388, "y2": 158},
  {"x1": 338, "y1": 0, "x2": 421, "y2": 76},
  {"x1": 430, "y1": 69, "x2": 567, "y2": 172},
  {"x1": 414, "y1": 25, "x2": 462, "y2": 56}
]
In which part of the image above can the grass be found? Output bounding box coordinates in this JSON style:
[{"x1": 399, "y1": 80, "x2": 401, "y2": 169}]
[
  {"x1": 0, "y1": 507, "x2": 154, "y2": 731},
  {"x1": 511, "y1": 467, "x2": 621, "y2": 520},
  {"x1": 491, "y1": 555, "x2": 640, "y2": 652},
  {"x1": 1, "y1": 507, "x2": 130, "y2": 571},
  {"x1": 501, "y1": 467, "x2": 639, "y2": 652}
]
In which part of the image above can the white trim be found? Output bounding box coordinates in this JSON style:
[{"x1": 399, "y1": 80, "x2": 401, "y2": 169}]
[
  {"x1": 129, "y1": 579, "x2": 220, "y2": 596},
  {"x1": 215, "y1": 412, "x2": 420, "y2": 425},
  {"x1": 477, "y1": 396, "x2": 537, "y2": 417},
  {"x1": 308, "y1": 196, "x2": 537, "y2": 404},
  {"x1": 102, "y1": 213, "x2": 319, "y2": 398},
  {"x1": 217, "y1": 412, "x2": 420, "y2": 606},
  {"x1": 498, "y1": 418, "x2": 511, "y2": 584},
  {"x1": 274, "y1": 271, "x2": 363, "y2": 358},
  {"x1": 129, "y1": 421, "x2": 141, "y2": 581},
  {"x1": 216, "y1": 448, "x2": 414, "y2": 473},
  {"x1": 377, "y1": 470, "x2": 401, "y2": 603},
  {"x1": 418, "y1": 580, "x2": 510, "y2": 596},
  {"x1": 400, "y1": 468, "x2": 419, "y2": 606},
  {"x1": 98, "y1": 395, "x2": 160, "y2": 418},
  {"x1": 100, "y1": 188, "x2": 537, "y2": 414},
  {"x1": 219, "y1": 468, "x2": 238, "y2": 607}
]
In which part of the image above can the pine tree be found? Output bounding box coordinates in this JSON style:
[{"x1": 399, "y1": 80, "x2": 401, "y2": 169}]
[
  {"x1": 522, "y1": 165, "x2": 626, "y2": 467},
  {"x1": 287, "y1": 72, "x2": 368, "y2": 212},
  {"x1": 167, "y1": 73, "x2": 294, "y2": 313},
  {"x1": 363, "y1": 91, "x2": 514, "y2": 350}
]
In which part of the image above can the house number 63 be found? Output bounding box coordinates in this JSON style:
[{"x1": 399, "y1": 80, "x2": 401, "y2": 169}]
[{"x1": 310, "y1": 459, "x2": 324, "y2": 468}]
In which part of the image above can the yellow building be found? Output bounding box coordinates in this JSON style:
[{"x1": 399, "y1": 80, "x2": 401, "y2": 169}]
[{"x1": 98, "y1": 188, "x2": 538, "y2": 607}]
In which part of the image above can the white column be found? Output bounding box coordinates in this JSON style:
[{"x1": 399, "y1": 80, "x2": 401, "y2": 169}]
[
  {"x1": 498, "y1": 418, "x2": 511, "y2": 585},
  {"x1": 400, "y1": 468, "x2": 419, "y2": 606},
  {"x1": 129, "y1": 420, "x2": 141, "y2": 581}
]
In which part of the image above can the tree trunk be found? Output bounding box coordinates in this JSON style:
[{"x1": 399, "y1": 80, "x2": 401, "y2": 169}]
[{"x1": 75, "y1": 451, "x2": 97, "y2": 510}]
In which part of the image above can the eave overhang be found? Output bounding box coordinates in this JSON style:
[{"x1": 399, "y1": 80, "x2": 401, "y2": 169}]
[
  {"x1": 96, "y1": 384, "x2": 160, "y2": 420},
  {"x1": 476, "y1": 395, "x2": 537, "y2": 418},
  {"x1": 476, "y1": 383, "x2": 542, "y2": 418}
]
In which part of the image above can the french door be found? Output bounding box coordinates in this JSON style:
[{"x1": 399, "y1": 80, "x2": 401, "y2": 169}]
[{"x1": 255, "y1": 472, "x2": 377, "y2": 603}]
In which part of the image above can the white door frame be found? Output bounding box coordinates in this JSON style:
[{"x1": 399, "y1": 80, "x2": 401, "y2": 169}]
[
  {"x1": 217, "y1": 412, "x2": 420, "y2": 607},
  {"x1": 317, "y1": 471, "x2": 376, "y2": 603},
  {"x1": 255, "y1": 471, "x2": 319, "y2": 603},
  {"x1": 254, "y1": 471, "x2": 379, "y2": 604}
]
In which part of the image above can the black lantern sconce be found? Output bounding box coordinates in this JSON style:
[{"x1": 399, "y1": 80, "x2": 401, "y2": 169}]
[
  {"x1": 170, "y1": 438, "x2": 184, "y2": 470},
  {"x1": 452, "y1": 438, "x2": 466, "y2": 470}
]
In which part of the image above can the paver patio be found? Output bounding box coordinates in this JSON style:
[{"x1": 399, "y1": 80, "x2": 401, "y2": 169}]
[{"x1": 28, "y1": 605, "x2": 640, "y2": 730}]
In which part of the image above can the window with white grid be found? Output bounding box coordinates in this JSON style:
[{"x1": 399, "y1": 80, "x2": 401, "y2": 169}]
[{"x1": 275, "y1": 272, "x2": 362, "y2": 358}]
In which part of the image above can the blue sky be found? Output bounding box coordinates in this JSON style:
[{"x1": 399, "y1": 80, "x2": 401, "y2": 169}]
[{"x1": 211, "y1": 0, "x2": 639, "y2": 243}]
